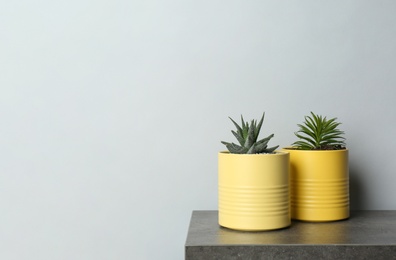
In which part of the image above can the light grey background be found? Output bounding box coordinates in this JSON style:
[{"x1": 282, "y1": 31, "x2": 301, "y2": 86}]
[{"x1": 1, "y1": 0, "x2": 396, "y2": 259}]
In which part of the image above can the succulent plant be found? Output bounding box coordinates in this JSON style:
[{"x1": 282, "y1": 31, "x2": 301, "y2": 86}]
[
  {"x1": 292, "y1": 112, "x2": 345, "y2": 150},
  {"x1": 221, "y1": 113, "x2": 279, "y2": 154}
]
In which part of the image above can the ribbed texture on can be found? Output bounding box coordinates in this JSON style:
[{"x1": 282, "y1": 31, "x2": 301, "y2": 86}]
[
  {"x1": 219, "y1": 184, "x2": 289, "y2": 217},
  {"x1": 291, "y1": 178, "x2": 349, "y2": 209}
]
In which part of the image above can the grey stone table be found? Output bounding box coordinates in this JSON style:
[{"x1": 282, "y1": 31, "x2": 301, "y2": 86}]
[{"x1": 185, "y1": 210, "x2": 396, "y2": 260}]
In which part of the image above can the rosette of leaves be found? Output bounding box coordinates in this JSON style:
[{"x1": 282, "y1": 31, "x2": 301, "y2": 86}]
[
  {"x1": 221, "y1": 113, "x2": 279, "y2": 154},
  {"x1": 292, "y1": 112, "x2": 346, "y2": 150}
]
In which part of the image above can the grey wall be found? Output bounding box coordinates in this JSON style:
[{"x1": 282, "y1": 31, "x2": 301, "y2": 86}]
[{"x1": 1, "y1": 0, "x2": 396, "y2": 259}]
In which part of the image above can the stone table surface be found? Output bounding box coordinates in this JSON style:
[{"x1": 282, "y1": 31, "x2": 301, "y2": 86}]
[{"x1": 185, "y1": 210, "x2": 396, "y2": 260}]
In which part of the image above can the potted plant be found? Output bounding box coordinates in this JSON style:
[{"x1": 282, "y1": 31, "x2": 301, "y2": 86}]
[
  {"x1": 283, "y1": 112, "x2": 349, "y2": 222},
  {"x1": 218, "y1": 113, "x2": 290, "y2": 231}
]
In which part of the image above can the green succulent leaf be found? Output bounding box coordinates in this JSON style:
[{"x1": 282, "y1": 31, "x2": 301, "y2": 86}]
[
  {"x1": 256, "y1": 133, "x2": 274, "y2": 146},
  {"x1": 265, "y1": 145, "x2": 279, "y2": 153},
  {"x1": 247, "y1": 143, "x2": 256, "y2": 154},
  {"x1": 221, "y1": 141, "x2": 247, "y2": 154},
  {"x1": 229, "y1": 117, "x2": 243, "y2": 136},
  {"x1": 231, "y1": 130, "x2": 245, "y2": 146},
  {"x1": 254, "y1": 113, "x2": 265, "y2": 141}
]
